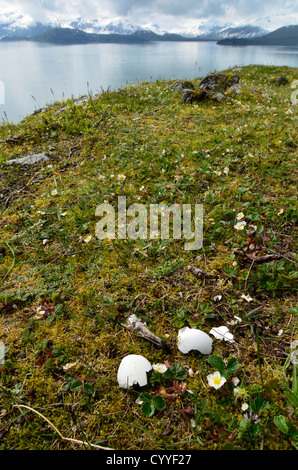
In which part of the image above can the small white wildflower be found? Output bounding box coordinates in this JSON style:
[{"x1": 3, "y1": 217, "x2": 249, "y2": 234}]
[
  {"x1": 241, "y1": 403, "x2": 249, "y2": 411},
  {"x1": 236, "y1": 212, "x2": 245, "y2": 221},
  {"x1": 152, "y1": 363, "x2": 168, "y2": 373},
  {"x1": 51, "y1": 189, "x2": 58, "y2": 196},
  {"x1": 84, "y1": 235, "x2": 92, "y2": 243},
  {"x1": 98, "y1": 174, "x2": 105, "y2": 181},
  {"x1": 118, "y1": 174, "x2": 126, "y2": 183},
  {"x1": 278, "y1": 208, "x2": 284, "y2": 215},
  {"x1": 34, "y1": 307, "x2": 46, "y2": 319},
  {"x1": 63, "y1": 362, "x2": 77, "y2": 371},
  {"x1": 234, "y1": 221, "x2": 246, "y2": 231},
  {"x1": 213, "y1": 295, "x2": 222, "y2": 302},
  {"x1": 214, "y1": 170, "x2": 222, "y2": 176},
  {"x1": 223, "y1": 167, "x2": 229, "y2": 174},
  {"x1": 207, "y1": 371, "x2": 226, "y2": 390}
]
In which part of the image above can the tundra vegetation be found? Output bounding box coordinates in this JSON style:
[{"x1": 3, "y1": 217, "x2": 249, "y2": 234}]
[{"x1": 0, "y1": 64, "x2": 297, "y2": 450}]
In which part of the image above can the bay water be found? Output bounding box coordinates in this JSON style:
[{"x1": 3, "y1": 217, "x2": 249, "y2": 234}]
[{"x1": 0, "y1": 40, "x2": 297, "y2": 123}]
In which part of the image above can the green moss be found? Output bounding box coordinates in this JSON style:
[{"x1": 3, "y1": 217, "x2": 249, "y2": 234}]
[{"x1": 0, "y1": 65, "x2": 297, "y2": 450}]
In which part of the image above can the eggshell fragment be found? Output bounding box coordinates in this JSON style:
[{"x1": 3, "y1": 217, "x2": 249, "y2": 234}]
[
  {"x1": 210, "y1": 326, "x2": 234, "y2": 343},
  {"x1": 117, "y1": 354, "x2": 152, "y2": 389},
  {"x1": 177, "y1": 327, "x2": 213, "y2": 355}
]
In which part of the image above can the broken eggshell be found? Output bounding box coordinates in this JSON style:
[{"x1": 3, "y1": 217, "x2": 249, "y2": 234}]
[
  {"x1": 117, "y1": 354, "x2": 152, "y2": 389},
  {"x1": 210, "y1": 326, "x2": 234, "y2": 343},
  {"x1": 177, "y1": 327, "x2": 213, "y2": 355}
]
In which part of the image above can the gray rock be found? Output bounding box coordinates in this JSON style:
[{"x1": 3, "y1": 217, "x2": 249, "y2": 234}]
[
  {"x1": 228, "y1": 84, "x2": 245, "y2": 95},
  {"x1": 210, "y1": 92, "x2": 230, "y2": 102},
  {"x1": 199, "y1": 73, "x2": 240, "y2": 93},
  {"x1": 181, "y1": 88, "x2": 208, "y2": 104},
  {"x1": 274, "y1": 76, "x2": 289, "y2": 86},
  {"x1": 171, "y1": 80, "x2": 195, "y2": 93},
  {"x1": 6, "y1": 152, "x2": 49, "y2": 166}
]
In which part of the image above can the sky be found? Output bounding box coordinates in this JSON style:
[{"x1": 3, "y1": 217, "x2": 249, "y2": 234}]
[{"x1": 1, "y1": 0, "x2": 298, "y2": 30}]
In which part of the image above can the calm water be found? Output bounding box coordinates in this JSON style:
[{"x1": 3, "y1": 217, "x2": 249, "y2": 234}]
[{"x1": 0, "y1": 40, "x2": 297, "y2": 123}]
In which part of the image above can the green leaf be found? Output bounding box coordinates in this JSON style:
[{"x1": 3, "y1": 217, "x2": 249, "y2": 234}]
[
  {"x1": 139, "y1": 392, "x2": 152, "y2": 402},
  {"x1": 83, "y1": 383, "x2": 94, "y2": 396},
  {"x1": 172, "y1": 363, "x2": 187, "y2": 381},
  {"x1": 152, "y1": 396, "x2": 165, "y2": 411},
  {"x1": 274, "y1": 415, "x2": 289, "y2": 434},
  {"x1": 142, "y1": 401, "x2": 155, "y2": 417},
  {"x1": 70, "y1": 380, "x2": 83, "y2": 391},
  {"x1": 226, "y1": 357, "x2": 239, "y2": 374},
  {"x1": 284, "y1": 389, "x2": 298, "y2": 408},
  {"x1": 208, "y1": 355, "x2": 225, "y2": 373}
]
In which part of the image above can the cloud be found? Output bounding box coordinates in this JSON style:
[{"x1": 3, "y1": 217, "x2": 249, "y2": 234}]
[
  {"x1": 1, "y1": 0, "x2": 297, "y2": 27},
  {"x1": 99, "y1": 0, "x2": 296, "y2": 20}
]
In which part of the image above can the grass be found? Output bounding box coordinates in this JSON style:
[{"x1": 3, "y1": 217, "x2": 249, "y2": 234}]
[{"x1": 0, "y1": 64, "x2": 297, "y2": 450}]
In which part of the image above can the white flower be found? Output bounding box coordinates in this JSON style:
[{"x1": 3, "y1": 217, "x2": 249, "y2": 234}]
[
  {"x1": 234, "y1": 221, "x2": 246, "y2": 231},
  {"x1": 84, "y1": 235, "x2": 92, "y2": 243},
  {"x1": 213, "y1": 295, "x2": 222, "y2": 302},
  {"x1": 98, "y1": 174, "x2": 105, "y2": 181},
  {"x1": 152, "y1": 363, "x2": 168, "y2": 374},
  {"x1": 236, "y1": 212, "x2": 245, "y2": 221},
  {"x1": 207, "y1": 371, "x2": 226, "y2": 389},
  {"x1": 278, "y1": 208, "x2": 284, "y2": 215},
  {"x1": 210, "y1": 326, "x2": 234, "y2": 343},
  {"x1": 34, "y1": 306, "x2": 46, "y2": 319},
  {"x1": 241, "y1": 403, "x2": 249, "y2": 411},
  {"x1": 214, "y1": 170, "x2": 222, "y2": 176},
  {"x1": 118, "y1": 174, "x2": 126, "y2": 183},
  {"x1": 51, "y1": 189, "x2": 58, "y2": 196},
  {"x1": 223, "y1": 167, "x2": 229, "y2": 174},
  {"x1": 139, "y1": 186, "x2": 145, "y2": 191},
  {"x1": 241, "y1": 294, "x2": 253, "y2": 302},
  {"x1": 42, "y1": 239, "x2": 49, "y2": 245},
  {"x1": 63, "y1": 362, "x2": 77, "y2": 371}
]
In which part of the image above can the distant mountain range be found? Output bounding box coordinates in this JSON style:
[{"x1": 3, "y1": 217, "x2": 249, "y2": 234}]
[
  {"x1": 218, "y1": 24, "x2": 298, "y2": 46},
  {"x1": 0, "y1": 10, "x2": 298, "y2": 46}
]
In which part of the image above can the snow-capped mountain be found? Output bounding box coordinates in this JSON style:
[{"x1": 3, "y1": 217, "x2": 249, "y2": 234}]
[
  {"x1": 0, "y1": 9, "x2": 297, "y2": 41},
  {"x1": 178, "y1": 18, "x2": 268, "y2": 39},
  {"x1": 69, "y1": 17, "x2": 141, "y2": 35},
  {"x1": 248, "y1": 13, "x2": 298, "y2": 32},
  {"x1": 0, "y1": 12, "x2": 166, "y2": 39}
]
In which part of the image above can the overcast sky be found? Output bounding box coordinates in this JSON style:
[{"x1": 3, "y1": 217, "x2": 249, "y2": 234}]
[{"x1": 1, "y1": 0, "x2": 298, "y2": 30}]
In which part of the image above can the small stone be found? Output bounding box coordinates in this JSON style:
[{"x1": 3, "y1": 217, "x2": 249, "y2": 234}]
[{"x1": 6, "y1": 152, "x2": 50, "y2": 166}]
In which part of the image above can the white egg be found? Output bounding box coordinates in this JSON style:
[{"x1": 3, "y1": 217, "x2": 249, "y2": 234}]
[
  {"x1": 177, "y1": 327, "x2": 213, "y2": 355},
  {"x1": 117, "y1": 354, "x2": 152, "y2": 389}
]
